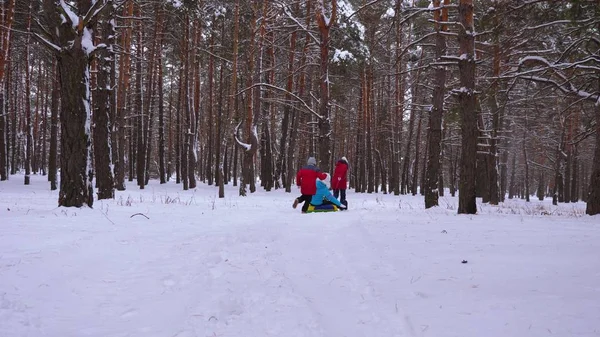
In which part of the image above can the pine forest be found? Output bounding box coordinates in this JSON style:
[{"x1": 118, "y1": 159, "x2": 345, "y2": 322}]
[{"x1": 0, "y1": 0, "x2": 599, "y2": 215}]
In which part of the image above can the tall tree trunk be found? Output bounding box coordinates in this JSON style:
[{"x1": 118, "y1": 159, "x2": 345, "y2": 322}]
[
  {"x1": 420, "y1": 130, "x2": 428, "y2": 196},
  {"x1": 523, "y1": 139, "x2": 530, "y2": 202},
  {"x1": 586, "y1": 96, "x2": 600, "y2": 215},
  {"x1": 9, "y1": 63, "x2": 16, "y2": 175},
  {"x1": 24, "y1": 1, "x2": 32, "y2": 185},
  {"x1": 457, "y1": 0, "x2": 477, "y2": 214},
  {"x1": 553, "y1": 131, "x2": 565, "y2": 205},
  {"x1": 42, "y1": 0, "x2": 97, "y2": 207},
  {"x1": 315, "y1": 0, "x2": 337, "y2": 173},
  {"x1": 571, "y1": 145, "x2": 578, "y2": 202},
  {"x1": 564, "y1": 143, "x2": 572, "y2": 203},
  {"x1": 93, "y1": 9, "x2": 115, "y2": 200},
  {"x1": 218, "y1": 0, "x2": 240, "y2": 198},
  {"x1": 392, "y1": 0, "x2": 404, "y2": 196},
  {"x1": 486, "y1": 18, "x2": 502, "y2": 205},
  {"x1": 206, "y1": 23, "x2": 215, "y2": 186},
  {"x1": 128, "y1": 108, "x2": 135, "y2": 182},
  {"x1": 114, "y1": 0, "x2": 134, "y2": 191},
  {"x1": 285, "y1": 0, "x2": 313, "y2": 193},
  {"x1": 143, "y1": 5, "x2": 162, "y2": 187},
  {"x1": 424, "y1": 0, "x2": 448, "y2": 208},
  {"x1": 261, "y1": 29, "x2": 275, "y2": 191},
  {"x1": 401, "y1": 105, "x2": 415, "y2": 194},
  {"x1": 0, "y1": 84, "x2": 6, "y2": 180},
  {"x1": 181, "y1": 15, "x2": 190, "y2": 191},
  {"x1": 49, "y1": 63, "x2": 58, "y2": 190},
  {"x1": 537, "y1": 171, "x2": 545, "y2": 201},
  {"x1": 0, "y1": 79, "x2": 6, "y2": 180},
  {"x1": 366, "y1": 69, "x2": 374, "y2": 193},
  {"x1": 237, "y1": 4, "x2": 258, "y2": 197},
  {"x1": 40, "y1": 67, "x2": 48, "y2": 176},
  {"x1": 0, "y1": 0, "x2": 14, "y2": 181},
  {"x1": 158, "y1": 54, "x2": 166, "y2": 184},
  {"x1": 412, "y1": 111, "x2": 422, "y2": 196},
  {"x1": 33, "y1": 60, "x2": 43, "y2": 175},
  {"x1": 214, "y1": 16, "x2": 225, "y2": 191},
  {"x1": 188, "y1": 20, "x2": 200, "y2": 190},
  {"x1": 135, "y1": 24, "x2": 145, "y2": 189},
  {"x1": 275, "y1": 3, "x2": 299, "y2": 190},
  {"x1": 508, "y1": 150, "x2": 516, "y2": 199}
]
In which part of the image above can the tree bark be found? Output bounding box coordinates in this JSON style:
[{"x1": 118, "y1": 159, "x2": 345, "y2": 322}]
[
  {"x1": 366, "y1": 69, "x2": 374, "y2": 193},
  {"x1": 508, "y1": 150, "x2": 516, "y2": 199},
  {"x1": 49, "y1": 63, "x2": 58, "y2": 191},
  {"x1": 275, "y1": 4, "x2": 298, "y2": 190},
  {"x1": 42, "y1": 0, "x2": 96, "y2": 207},
  {"x1": 158, "y1": 52, "x2": 166, "y2": 184},
  {"x1": 206, "y1": 22, "x2": 215, "y2": 186},
  {"x1": 571, "y1": 145, "x2": 578, "y2": 202},
  {"x1": 0, "y1": 0, "x2": 14, "y2": 181},
  {"x1": 412, "y1": 112, "x2": 422, "y2": 196},
  {"x1": 114, "y1": 0, "x2": 134, "y2": 191},
  {"x1": 24, "y1": 1, "x2": 33, "y2": 185},
  {"x1": 586, "y1": 102, "x2": 600, "y2": 215},
  {"x1": 523, "y1": 139, "x2": 530, "y2": 202},
  {"x1": 457, "y1": 0, "x2": 477, "y2": 214},
  {"x1": 135, "y1": 23, "x2": 145, "y2": 189},
  {"x1": 218, "y1": 0, "x2": 239, "y2": 198},
  {"x1": 315, "y1": 0, "x2": 337, "y2": 173},
  {"x1": 424, "y1": 0, "x2": 448, "y2": 208},
  {"x1": 214, "y1": 16, "x2": 225, "y2": 191},
  {"x1": 93, "y1": 9, "x2": 115, "y2": 200}
]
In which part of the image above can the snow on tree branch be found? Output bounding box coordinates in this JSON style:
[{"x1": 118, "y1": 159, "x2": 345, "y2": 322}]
[
  {"x1": 517, "y1": 56, "x2": 600, "y2": 105},
  {"x1": 278, "y1": 2, "x2": 319, "y2": 45},
  {"x1": 59, "y1": 0, "x2": 79, "y2": 29},
  {"x1": 233, "y1": 121, "x2": 252, "y2": 151},
  {"x1": 525, "y1": 18, "x2": 595, "y2": 31},
  {"x1": 83, "y1": 0, "x2": 111, "y2": 28},
  {"x1": 32, "y1": 33, "x2": 61, "y2": 53}
]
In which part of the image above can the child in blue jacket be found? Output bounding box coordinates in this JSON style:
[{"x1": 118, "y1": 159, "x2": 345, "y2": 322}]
[{"x1": 310, "y1": 173, "x2": 347, "y2": 210}]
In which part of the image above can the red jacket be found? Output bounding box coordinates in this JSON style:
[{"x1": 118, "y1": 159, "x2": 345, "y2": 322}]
[
  {"x1": 331, "y1": 160, "x2": 348, "y2": 190},
  {"x1": 296, "y1": 165, "x2": 325, "y2": 195}
]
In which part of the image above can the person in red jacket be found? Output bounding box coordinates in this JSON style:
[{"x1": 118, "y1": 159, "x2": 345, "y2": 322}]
[
  {"x1": 293, "y1": 157, "x2": 326, "y2": 213},
  {"x1": 331, "y1": 156, "x2": 349, "y2": 207}
]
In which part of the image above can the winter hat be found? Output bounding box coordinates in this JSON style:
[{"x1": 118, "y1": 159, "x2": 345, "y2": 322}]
[
  {"x1": 341, "y1": 156, "x2": 348, "y2": 163},
  {"x1": 320, "y1": 173, "x2": 331, "y2": 187},
  {"x1": 307, "y1": 156, "x2": 316, "y2": 166}
]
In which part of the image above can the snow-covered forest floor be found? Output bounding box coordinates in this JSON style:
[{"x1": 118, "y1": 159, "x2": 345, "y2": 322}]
[{"x1": 1, "y1": 174, "x2": 599, "y2": 337}]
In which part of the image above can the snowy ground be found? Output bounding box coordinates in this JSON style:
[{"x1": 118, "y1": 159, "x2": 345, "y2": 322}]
[{"x1": 1, "y1": 174, "x2": 599, "y2": 337}]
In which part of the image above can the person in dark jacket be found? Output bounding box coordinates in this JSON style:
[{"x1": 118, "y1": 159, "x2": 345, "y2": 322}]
[
  {"x1": 331, "y1": 156, "x2": 349, "y2": 206},
  {"x1": 293, "y1": 157, "x2": 326, "y2": 213}
]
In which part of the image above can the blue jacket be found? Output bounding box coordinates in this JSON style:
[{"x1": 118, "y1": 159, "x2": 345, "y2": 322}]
[{"x1": 310, "y1": 180, "x2": 342, "y2": 207}]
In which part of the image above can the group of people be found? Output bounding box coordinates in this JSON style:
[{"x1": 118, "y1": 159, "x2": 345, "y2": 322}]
[{"x1": 293, "y1": 156, "x2": 349, "y2": 213}]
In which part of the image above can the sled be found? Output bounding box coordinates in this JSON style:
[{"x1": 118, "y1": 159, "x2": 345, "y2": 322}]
[{"x1": 306, "y1": 203, "x2": 340, "y2": 213}]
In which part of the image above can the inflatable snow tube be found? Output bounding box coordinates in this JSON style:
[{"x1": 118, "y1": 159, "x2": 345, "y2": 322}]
[{"x1": 306, "y1": 203, "x2": 339, "y2": 213}]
